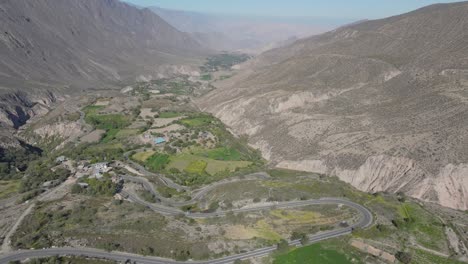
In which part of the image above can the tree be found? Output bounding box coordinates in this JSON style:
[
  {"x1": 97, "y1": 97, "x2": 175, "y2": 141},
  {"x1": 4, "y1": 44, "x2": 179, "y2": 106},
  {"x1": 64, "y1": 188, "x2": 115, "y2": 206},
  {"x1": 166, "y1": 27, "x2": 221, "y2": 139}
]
[
  {"x1": 291, "y1": 232, "x2": 308, "y2": 245},
  {"x1": 277, "y1": 239, "x2": 289, "y2": 252},
  {"x1": 395, "y1": 251, "x2": 412, "y2": 264}
]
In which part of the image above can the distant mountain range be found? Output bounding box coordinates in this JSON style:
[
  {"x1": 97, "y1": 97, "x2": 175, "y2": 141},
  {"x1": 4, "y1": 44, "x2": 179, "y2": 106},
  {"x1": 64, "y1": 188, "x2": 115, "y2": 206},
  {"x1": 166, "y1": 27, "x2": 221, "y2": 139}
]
[
  {"x1": 148, "y1": 7, "x2": 349, "y2": 53},
  {"x1": 198, "y1": 1, "x2": 468, "y2": 210}
]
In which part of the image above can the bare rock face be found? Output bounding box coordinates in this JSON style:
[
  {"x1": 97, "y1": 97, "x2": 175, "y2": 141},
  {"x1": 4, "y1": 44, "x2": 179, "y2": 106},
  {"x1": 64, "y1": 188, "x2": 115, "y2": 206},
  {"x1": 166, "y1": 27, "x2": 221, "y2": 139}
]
[{"x1": 198, "y1": 2, "x2": 468, "y2": 210}]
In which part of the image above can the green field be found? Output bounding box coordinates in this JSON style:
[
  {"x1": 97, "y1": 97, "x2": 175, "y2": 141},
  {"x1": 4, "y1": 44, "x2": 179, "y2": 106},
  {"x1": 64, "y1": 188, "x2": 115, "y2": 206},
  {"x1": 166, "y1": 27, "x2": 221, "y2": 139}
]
[
  {"x1": 180, "y1": 115, "x2": 215, "y2": 128},
  {"x1": 116, "y1": 129, "x2": 140, "y2": 138},
  {"x1": 195, "y1": 147, "x2": 243, "y2": 161},
  {"x1": 184, "y1": 160, "x2": 208, "y2": 174},
  {"x1": 101, "y1": 128, "x2": 120, "y2": 143},
  {"x1": 0, "y1": 180, "x2": 20, "y2": 199},
  {"x1": 84, "y1": 105, "x2": 131, "y2": 131},
  {"x1": 167, "y1": 153, "x2": 251, "y2": 176},
  {"x1": 274, "y1": 241, "x2": 361, "y2": 264},
  {"x1": 146, "y1": 153, "x2": 170, "y2": 172},
  {"x1": 132, "y1": 151, "x2": 155, "y2": 162},
  {"x1": 201, "y1": 74, "x2": 212, "y2": 81}
]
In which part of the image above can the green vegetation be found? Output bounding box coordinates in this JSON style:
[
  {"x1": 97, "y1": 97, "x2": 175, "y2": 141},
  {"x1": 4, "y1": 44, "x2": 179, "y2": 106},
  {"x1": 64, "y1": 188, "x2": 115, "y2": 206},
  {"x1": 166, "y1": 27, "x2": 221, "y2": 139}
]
[
  {"x1": 101, "y1": 128, "x2": 120, "y2": 143},
  {"x1": 0, "y1": 180, "x2": 20, "y2": 199},
  {"x1": 19, "y1": 161, "x2": 70, "y2": 193},
  {"x1": 12, "y1": 198, "x2": 213, "y2": 260},
  {"x1": 157, "y1": 185, "x2": 180, "y2": 198},
  {"x1": 139, "y1": 189, "x2": 158, "y2": 203},
  {"x1": 83, "y1": 105, "x2": 132, "y2": 144},
  {"x1": 179, "y1": 115, "x2": 215, "y2": 128},
  {"x1": 72, "y1": 176, "x2": 122, "y2": 197},
  {"x1": 12, "y1": 200, "x2": 101, "y2": 249},
  {"x1": 201, "y1": 53, "x2": 251, "y2": 72},
  {"x1": 184, "y1": 160, "x2": 208, "y2": 174},
  {"x1": 146, "y1": 153, "x2": 170, "y2": 172},
  {"x1": 201, "y1": 74, "x2": 212, "y2": 81},
  {"x1": 16, "y1": 256, "x2": 115, "y2": 264},
  {"x1": 0, "y1": 145, "x2": 42, "y2": 180},
  {"x1": 115, "y1": 129, "x2": 139, "y2": 139},
  {"x1": 196, "y1": 147, "x2": 242, "y2": 161},
  {"x1": 132, "y1": 151, "x2": 155, "y2": 162},
  {"x1": 396, "y1": 202, "x2": 447, "y2": 251},
  {"x1": 274, "y1": 241, "x2": 362, "y2": 264},
  {"x1": 64, "y1": 143, "x2": 125, "y2": 163},
  {"x1": 167, "y1": 153, "x2": 252, "y2": 176},
  {"x1": 411, "y1": 248, "x2": 465, "y2": 264}
]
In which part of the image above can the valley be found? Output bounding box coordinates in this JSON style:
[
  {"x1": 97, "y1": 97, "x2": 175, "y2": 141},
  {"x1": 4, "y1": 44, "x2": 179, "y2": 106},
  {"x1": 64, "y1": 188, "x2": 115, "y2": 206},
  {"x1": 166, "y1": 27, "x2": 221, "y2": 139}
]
[
  {"x1": 0, "y1": 1, "x2": 468, "y2": 264},
  {"x1": 0, "y1": 52, "x2": 466, "y2": 264}
]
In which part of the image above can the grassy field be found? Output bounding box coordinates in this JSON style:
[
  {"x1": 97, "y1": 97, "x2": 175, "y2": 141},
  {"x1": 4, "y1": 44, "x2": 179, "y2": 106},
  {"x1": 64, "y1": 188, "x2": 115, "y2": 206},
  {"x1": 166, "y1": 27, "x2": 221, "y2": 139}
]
[
  {"x1": 167, "y1": 153, "x2": 252, "y2": 176},
  {"x1": 0, "y1": 180, "x2": 20, "y2": 199},
  {"x1": 195, "y1": 147, "x2": 243, "y2": 161},
  {"x1": 180, "y1": 116, "x2": 215, "y2": 128},
  {"x1": 84, "y1": 105, "x2": 131, "y2": 134},
  {"x1": 397, "y1": 202, "x2": 447, "y2": 252},
  {"x1": 116, "y1": 129, "x2": 140, "y2": 138},
  {"x1": 132, "y1": 151, "x2": 155, "y2": 162},
  {"x1": 201, "y1": 74, "x2": 212, "y2": 81},
  {"x1": 274, "y1": 240, "x2": 363, "y2": 264},
  {"x1": 146, "y1": 153, "x2": 170, "y2": 172},
  {"x1": 184, "y1": 160, "x2": 208, "y2": 174}
]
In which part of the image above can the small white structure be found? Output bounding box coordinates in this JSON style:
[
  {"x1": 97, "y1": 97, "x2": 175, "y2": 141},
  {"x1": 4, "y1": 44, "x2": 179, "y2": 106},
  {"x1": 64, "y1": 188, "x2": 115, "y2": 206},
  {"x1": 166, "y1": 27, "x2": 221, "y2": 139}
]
[{"x1": 56, "y1": 156, "x2": 67, "y2": 163}]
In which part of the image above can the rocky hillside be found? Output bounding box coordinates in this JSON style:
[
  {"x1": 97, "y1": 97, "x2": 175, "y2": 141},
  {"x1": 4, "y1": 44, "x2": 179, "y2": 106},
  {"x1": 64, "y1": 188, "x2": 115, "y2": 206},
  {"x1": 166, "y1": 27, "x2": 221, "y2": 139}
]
[
  {"x1": 0, "y1": 0, "x2": 206, "y2": 132},
  {"x1": 197, "y1": 2, "x2": 468, "y2": 210},
  {"x1": 0, "y1": 0, "x2": 204, "y2": 94}
]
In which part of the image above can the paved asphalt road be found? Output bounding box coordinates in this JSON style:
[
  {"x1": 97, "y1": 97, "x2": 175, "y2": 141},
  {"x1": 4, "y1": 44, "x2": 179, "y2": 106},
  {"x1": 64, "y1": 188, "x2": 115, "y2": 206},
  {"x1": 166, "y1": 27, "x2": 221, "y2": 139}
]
[{"x1": 0, "y1": 197, "x2": 372, "y2": 264}]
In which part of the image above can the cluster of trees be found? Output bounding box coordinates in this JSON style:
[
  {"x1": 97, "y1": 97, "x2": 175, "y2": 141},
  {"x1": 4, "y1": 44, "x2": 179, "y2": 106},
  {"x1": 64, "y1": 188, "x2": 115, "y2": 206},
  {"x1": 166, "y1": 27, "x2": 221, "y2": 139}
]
[
  {"x1": 0, "y1": 144, "x2": 42, "y2": 179},
  {"x1": 19, "y1": 161, "x2": 70, "y2": 193},
  {"x1": 72, "y1": 176, "x2": 122, "y2": 197},
  {"x1": 291, "y1": 232, "x2": 309, "y2": 245},
  {"x1": 64, "y1": 143, "x2": 124, "y2": 163}
]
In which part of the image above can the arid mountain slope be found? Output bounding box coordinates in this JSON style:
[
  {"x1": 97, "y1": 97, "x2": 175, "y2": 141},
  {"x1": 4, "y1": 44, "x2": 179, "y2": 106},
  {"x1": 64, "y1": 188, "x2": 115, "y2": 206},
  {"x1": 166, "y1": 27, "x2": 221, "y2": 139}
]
[
  {"x1": 0, "y1": 0, "x2": 206, "y2": 133},
  {"x1": 0, "y1": 0, "x2": 204, "y2": 95},
  {"x1": 198, "y1": 2, "x2": 468, "y2": 210}
]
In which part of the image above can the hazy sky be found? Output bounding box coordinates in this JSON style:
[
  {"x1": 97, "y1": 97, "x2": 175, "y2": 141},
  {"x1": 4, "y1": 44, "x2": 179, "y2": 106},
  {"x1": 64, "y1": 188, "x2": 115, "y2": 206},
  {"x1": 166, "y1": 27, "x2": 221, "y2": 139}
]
[{"x1": 123, "y1": 0, "x2": 462, "y2": 19}]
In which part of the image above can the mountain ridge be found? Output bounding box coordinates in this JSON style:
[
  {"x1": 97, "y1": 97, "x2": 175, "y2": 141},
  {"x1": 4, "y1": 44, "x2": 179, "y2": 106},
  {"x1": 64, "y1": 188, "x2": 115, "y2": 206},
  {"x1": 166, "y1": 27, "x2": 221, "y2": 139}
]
[{"x1": 197, "y1": 1, "x2": 468, "y2": 210}]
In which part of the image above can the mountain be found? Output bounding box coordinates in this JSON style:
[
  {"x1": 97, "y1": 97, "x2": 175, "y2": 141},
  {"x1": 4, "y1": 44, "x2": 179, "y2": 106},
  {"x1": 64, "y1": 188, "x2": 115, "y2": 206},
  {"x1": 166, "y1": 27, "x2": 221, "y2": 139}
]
[
  {"x1": 148, "y1": 7, "x2": 345, "y2": 53},
  {"x1": 197, "y1": 2, "x2": 468, "y2": 210},
  {"x1": 0, "y1": 0, "x2": 205, "y2": 93},
  {"x1": 0, "y1": 0, "x2": 205, "y2": 131}
]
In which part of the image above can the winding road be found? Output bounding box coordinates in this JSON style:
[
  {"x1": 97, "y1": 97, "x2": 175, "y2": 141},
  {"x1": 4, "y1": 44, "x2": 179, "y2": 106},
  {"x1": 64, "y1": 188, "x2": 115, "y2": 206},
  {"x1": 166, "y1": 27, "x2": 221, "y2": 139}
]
[
  {"x1": 0, "y1": 195, "x2": 372, "y2": 264},
  {"x1": 0, "y1": 160, "x2": 373, "y2": 264}
]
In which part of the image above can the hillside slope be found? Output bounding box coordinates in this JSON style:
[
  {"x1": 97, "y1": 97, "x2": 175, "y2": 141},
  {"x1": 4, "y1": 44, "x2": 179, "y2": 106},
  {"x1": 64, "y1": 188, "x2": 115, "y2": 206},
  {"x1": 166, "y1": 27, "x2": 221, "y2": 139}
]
[
  {"x1": 0, "y1": 0, "x2": 204, "y2": 94},
  {"x1": 0, "y1": 0, "x2": 205, "y2": 132},
  {"x1": 198, "y1": 2, "x2": 468, "y2": 210}
]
